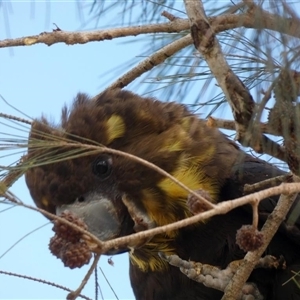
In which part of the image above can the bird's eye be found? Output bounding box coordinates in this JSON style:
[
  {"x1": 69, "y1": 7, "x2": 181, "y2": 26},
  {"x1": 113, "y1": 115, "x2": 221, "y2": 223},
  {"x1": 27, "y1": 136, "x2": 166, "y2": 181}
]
[{"x1": 92, "y1": 155, "x2": 112, "y2": 179}]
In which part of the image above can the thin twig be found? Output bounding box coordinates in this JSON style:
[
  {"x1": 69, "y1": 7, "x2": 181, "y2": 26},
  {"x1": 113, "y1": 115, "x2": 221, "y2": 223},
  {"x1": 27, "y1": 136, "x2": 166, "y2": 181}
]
[
  {"x1": 251, "y1": 200, "x2": 259, "y2": 229},
  {"x1": 0, "y1": 222, "x2": 50, "y2": 260},
  {"x1": 2, "y1": 194, "x2": 105, "y2": 250},
  {"x1": 255, "y1": 82, "x2": 275, "y2": 127},
  {"x1": 206, "y1": 117, "x2": 278, "y2": 136},
  {"x1": 0, "y1": 270, "x2": 92, "y2": 300},
  {"x1": 94, "y1": 267, "x2": 98, "y2": 300},
  {"x1": 244, "y1": 174, "x2": 292, "y2": 193},
  {"x1": 98, "y1": 182, "x2": 300, "y2": 254},
  {"x1": 0, "y1": 112, "x2": 32, "y2": 125},
  {"x1": 67, "y1": 254, "x2": 101, "y2": 300},
  {"x1": 99, "y1": 267, "x2": 119, "y2": 300},
  {"x1": 4, "y1": 157, "x2": 300, "y2": 257},
  {"x1": 161, "y1": 11, "x2": 179, "y2": 21},
  {"x1": 15, "y1": 140, "x2": 216, "y2": 209}
]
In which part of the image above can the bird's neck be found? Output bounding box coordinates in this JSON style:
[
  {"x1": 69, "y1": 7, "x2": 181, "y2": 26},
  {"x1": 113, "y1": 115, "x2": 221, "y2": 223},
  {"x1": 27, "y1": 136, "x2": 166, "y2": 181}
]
[
  {"x1": 129, "y1": 234, "x2": 176, "y2": 272},
  {"x1": 129, "y1": 221, "x2": 205, "y2": 272}
]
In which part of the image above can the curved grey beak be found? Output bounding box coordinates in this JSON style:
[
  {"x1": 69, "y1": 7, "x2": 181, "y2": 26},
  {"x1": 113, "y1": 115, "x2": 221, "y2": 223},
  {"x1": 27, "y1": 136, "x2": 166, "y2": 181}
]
[{"x1": 56, "y1": 193, "x2": 121, "y2": 242}]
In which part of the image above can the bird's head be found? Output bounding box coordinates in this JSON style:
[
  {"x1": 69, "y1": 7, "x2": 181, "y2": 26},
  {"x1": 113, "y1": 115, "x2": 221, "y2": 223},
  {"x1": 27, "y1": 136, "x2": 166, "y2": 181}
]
[{"x1": 25, "y1": 89, "x2": 239, "y2": 269}]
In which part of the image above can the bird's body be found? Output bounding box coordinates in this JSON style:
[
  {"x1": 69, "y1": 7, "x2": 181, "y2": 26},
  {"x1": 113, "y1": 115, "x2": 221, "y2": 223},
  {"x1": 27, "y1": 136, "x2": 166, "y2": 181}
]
[{"x1": 25, "y1": 90, "x2": 300, "y2": 299}]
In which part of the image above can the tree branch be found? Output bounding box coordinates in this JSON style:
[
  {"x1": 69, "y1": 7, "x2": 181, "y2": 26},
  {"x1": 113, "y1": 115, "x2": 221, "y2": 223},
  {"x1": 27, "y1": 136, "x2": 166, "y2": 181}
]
[
  {"x1": 99, "y1": 182, "x2": 300, "y2": 254},
  {"x1": 183, "y1": 0, "x2": 288, "y2": 163},
  {"x1": 184, "y1": 0, "x2": 255, "y2": 138},
  {"x1": 1, "y1": 8, "x2": 300, "y2": 48},
  {"x1": 0, "y1": 20, "x2": 189, "y2": 48},
  {"x1": 222, "y1": 192, "x2": 298, "y2": 299}
]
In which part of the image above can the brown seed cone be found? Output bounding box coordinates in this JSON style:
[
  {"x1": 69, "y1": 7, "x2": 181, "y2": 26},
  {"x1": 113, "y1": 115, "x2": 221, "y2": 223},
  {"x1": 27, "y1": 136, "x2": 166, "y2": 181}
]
[
  {"x1": 49, "y1": 235, "x2": 66, "y2": 258},
  {"x1": 236, "y1": 225, "x2": 264, "y2": 252},
  {"x1": 61, "y1": 241, "x2": 92, "y2": 269},
  {"x1": 52, "y1": 210, "x2": 88, "y2": 243}
]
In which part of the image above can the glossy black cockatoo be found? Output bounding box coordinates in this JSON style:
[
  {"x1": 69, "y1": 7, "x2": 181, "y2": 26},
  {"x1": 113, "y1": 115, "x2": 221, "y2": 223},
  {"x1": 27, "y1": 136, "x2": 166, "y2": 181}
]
[{"x1": 25, "y1": 89, "x2": 300, "y2": 300}]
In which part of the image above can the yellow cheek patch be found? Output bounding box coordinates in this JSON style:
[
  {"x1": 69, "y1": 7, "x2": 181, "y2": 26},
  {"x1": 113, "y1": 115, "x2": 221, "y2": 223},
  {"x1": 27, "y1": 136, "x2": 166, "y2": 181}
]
[
  {"x1": 106, "y1": 115, "x2": 125, "y2": 144},
  {"x1": 160, "y1": 127, "x2": 187, "y2": 152},
  {"x1": 136, "y1": 109, "x2": 150, "y2": 121},
  {"x1": 162, "y1": 137, "x2": 183, "y2": 152},
  {"x1": 142, "y1": 150, "x2": 219, "y2": 231},
  {"x1": 190, "y1": 142, "x2": 216, "y2": 165},
  {"x1": 158, "y1": 165, "x2": 201, "y2": 200},
  {"x1": 141, "y1": 188, "x2": 190, "y2": 237},
  {"x1": 158, "y1": 152, "x2": 218, "y2": 202},
  {"x1": 141, "y1": 189, "x2": 170, "y2": 225},
  {"x1": 180, "y1": 116, "x2": 200, "y2": 134},
  {"x1": 181, "y1": 116, "x2": 192, "y2": 132},
  {"x1": 41, "y1": 197, "x2": 50, "y2": 208}
]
